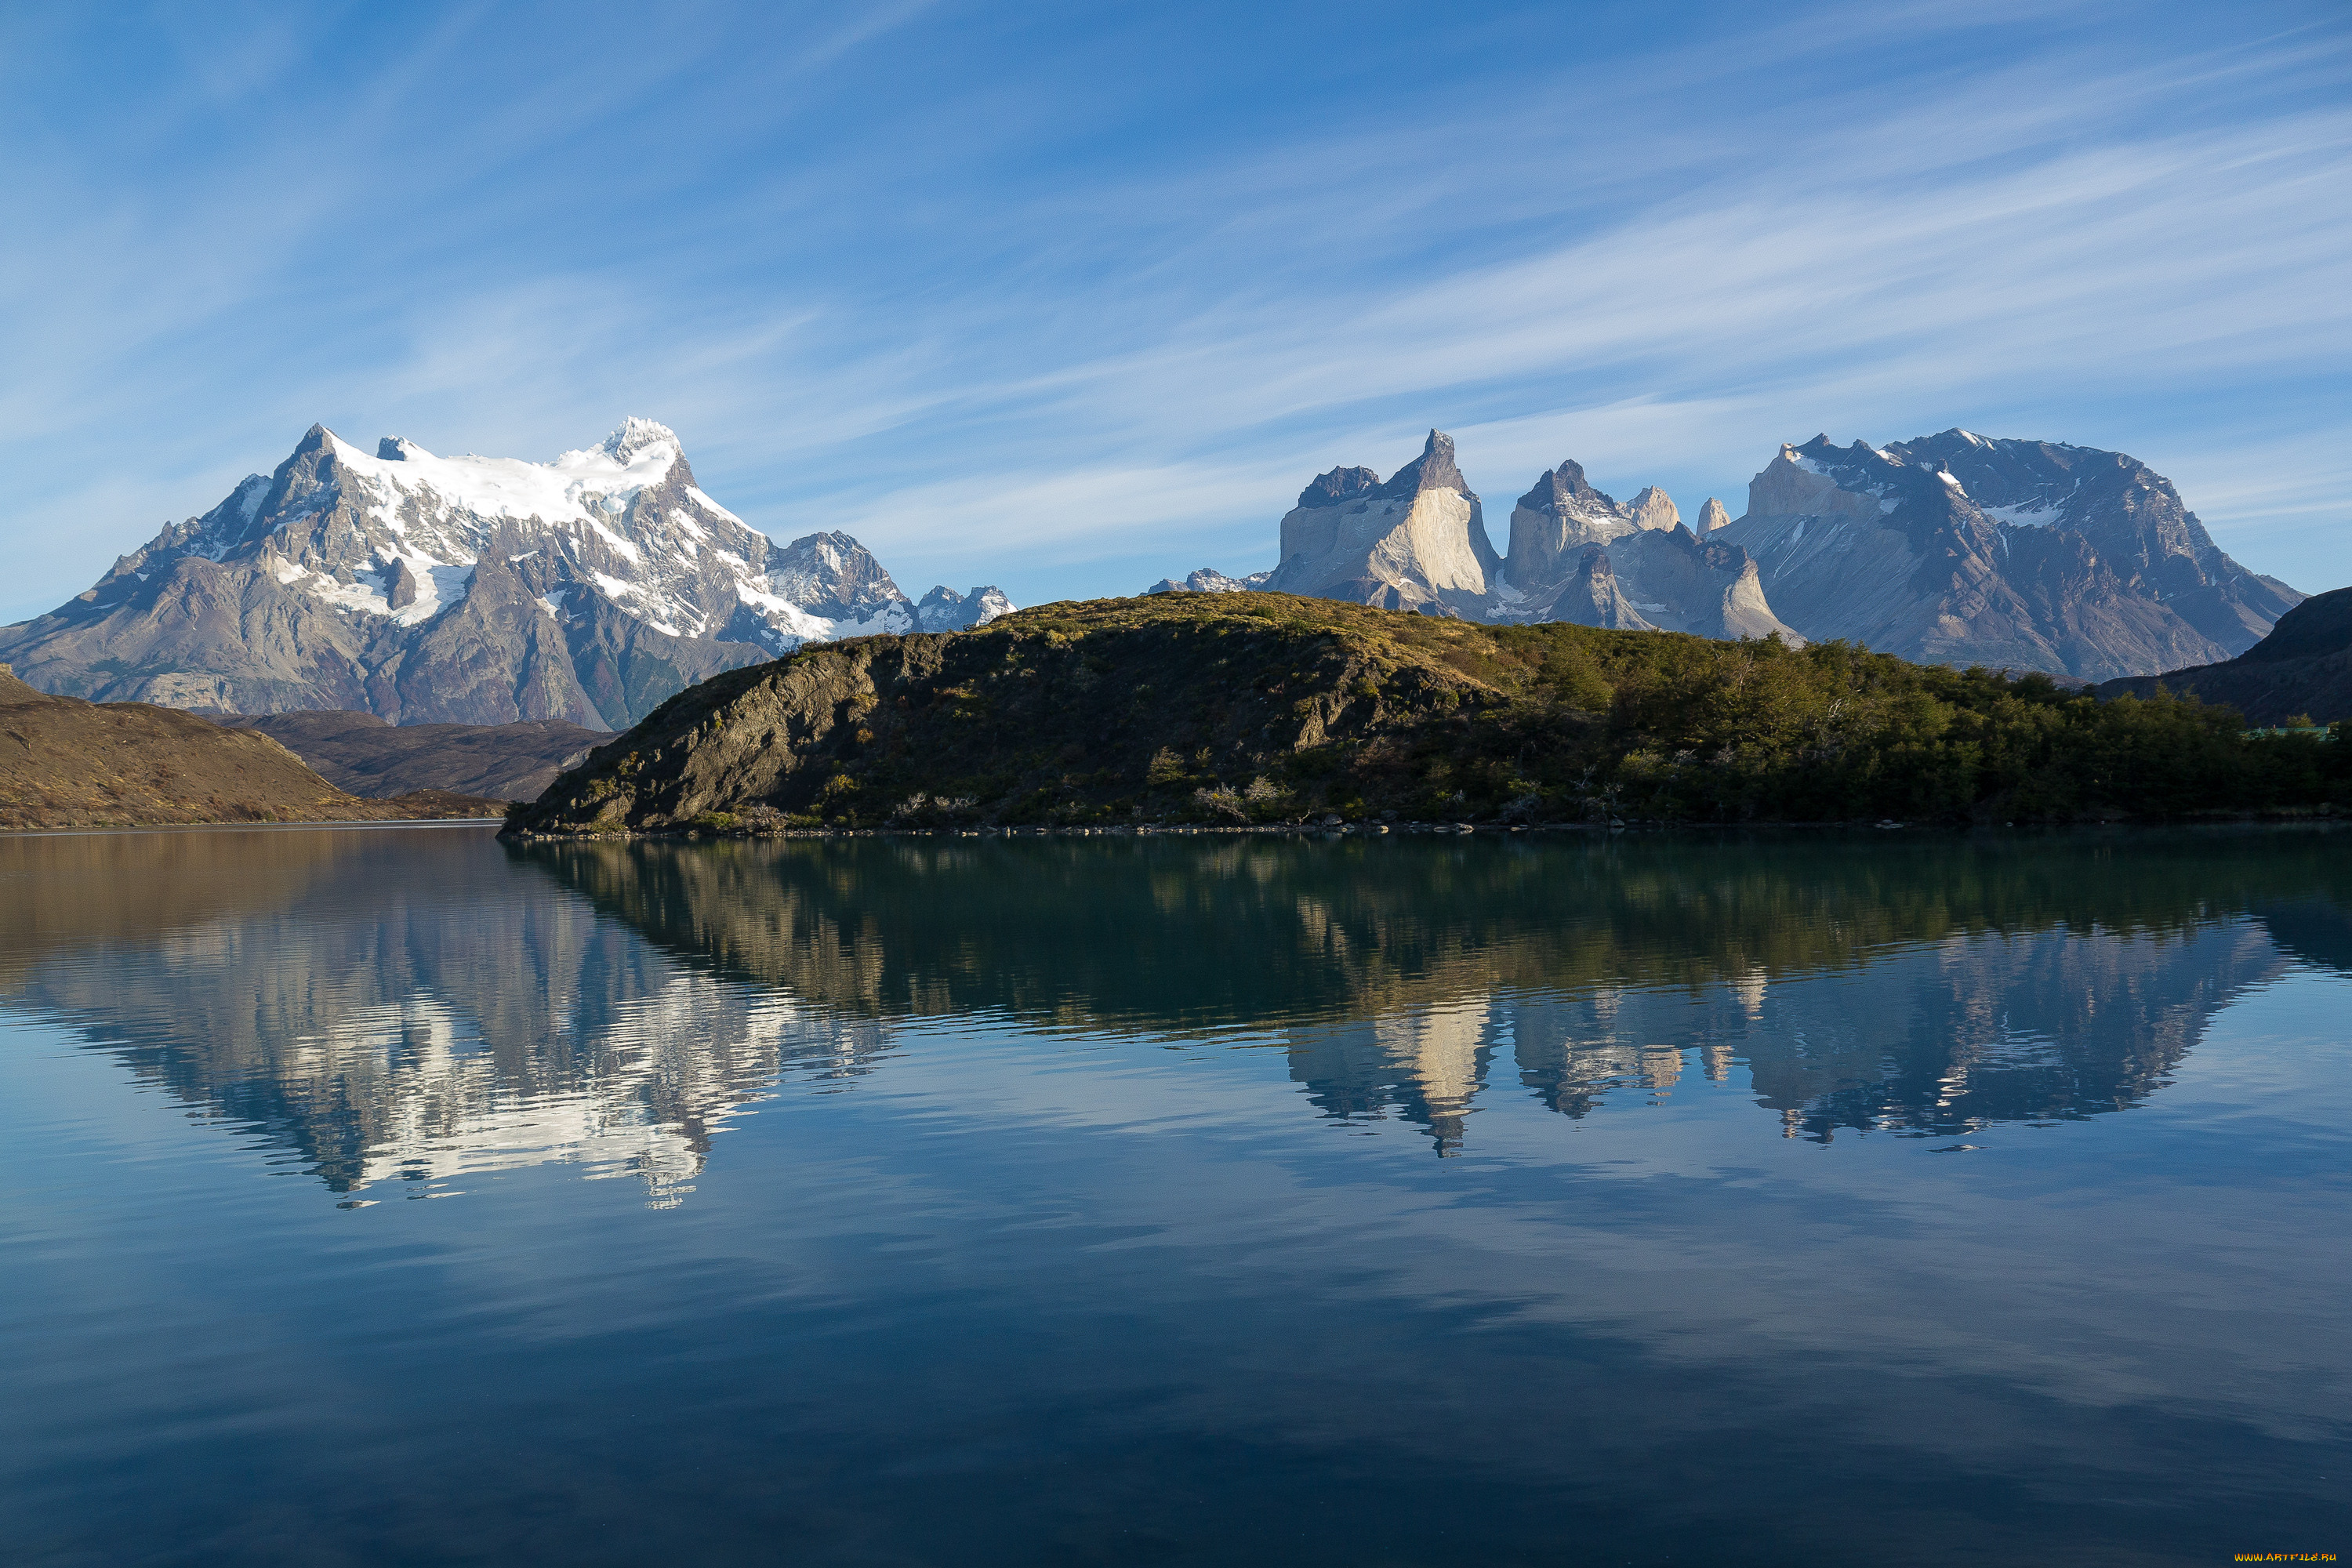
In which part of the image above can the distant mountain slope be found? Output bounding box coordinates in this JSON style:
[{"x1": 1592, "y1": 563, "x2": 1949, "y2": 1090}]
[
  {"x1": 914, "y1": 584, "x2": 1018, "y2": 631},
  {"x1": 1148, "y1": 427, "x2": 2295, "y2": 681},
  {"x1": 1145, "y1": 568, "x2": 1272, "y2": 595},
  {"x1": 2097, "y1": 586, "x2": 2352, "y2": 724},
  {"x1": 216, "y1": 710, "x2": 603, "y2": 800},
  {"x1": 1, "y1": 664, "x2": 498, "y2": 829},
  {"x1": 0, "y1": 419, "x2": 1014, "y2": 728}
]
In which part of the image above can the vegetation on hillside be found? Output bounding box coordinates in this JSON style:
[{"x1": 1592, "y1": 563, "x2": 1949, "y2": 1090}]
[{"x1": 506, "y1": 593, "x2": 2352, "y2": 835}]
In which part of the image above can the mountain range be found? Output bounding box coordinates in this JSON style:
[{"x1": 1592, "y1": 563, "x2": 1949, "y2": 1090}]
[
  {"x1": 0, "y1": 419, "x2": 1012, "y2": 729},
  {"x1": 1152, "y1": 429, "x2": 2301, "y2": 681},
  {"x1": 2, "y1": 417, "x2": 2307, "y2": 739}
]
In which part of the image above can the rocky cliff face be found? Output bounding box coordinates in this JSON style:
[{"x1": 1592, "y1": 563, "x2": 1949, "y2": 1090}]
[
  {"x1": 1512, "y1": 529, "x2": 1798, "y2": 642},
  {"x1": 1262, "y1": 431, "x2": 1502, "y2": 615},
  {"x1": 1893, "y1": 430, "x2": 2299, "y2": 652},
  {"x1": 0, "y1": 419, "x2": 1015, "y2": 728},
  {"x1": 1719, "y1": 432, "x2": 2300, "y2": 680},
  {"x1": 1151, "y1": 426, "x2": 2298, "y2": 679},
  {"x1": 1501, "y1": 459, "x2": 1642, "y2": 585}
]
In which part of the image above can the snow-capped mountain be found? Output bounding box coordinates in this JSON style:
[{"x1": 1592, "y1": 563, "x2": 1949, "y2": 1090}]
[
  {"x1": 0, "y1": 419, "x2": 1015, "y2": 728},
  {"x1": 1142, "y1": 426, "x2": 2297, "y2": 678},
  {"x1": 1143, "y1": 567, "x2": 1274, "y2": 596},
  {"x1": 914, "y1": 583, "x2": 1018, "y2": 632}
]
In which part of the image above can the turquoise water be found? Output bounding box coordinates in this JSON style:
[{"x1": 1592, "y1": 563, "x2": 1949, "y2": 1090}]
[{"x1": 2, "y1": 825, "x2": 2346, "y2": 1564}]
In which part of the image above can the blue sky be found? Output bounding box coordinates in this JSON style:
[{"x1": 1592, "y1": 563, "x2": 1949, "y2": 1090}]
[{"x1": 2, "y1": 0, "x2": 2346, "y2": 624}]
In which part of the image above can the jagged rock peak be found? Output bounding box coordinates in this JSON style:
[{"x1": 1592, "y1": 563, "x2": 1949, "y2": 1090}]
[
  {"x1": 1628, "y1": 487, "x2": 1680, "y2": 532},
  {"x1": 1145, "y1": 568, "x2": 1271, "y2": 595},
  {"x1": 1517, "y1": 459, "x2": 1614, "y2": 514},
  {"x1": 915, "y1": 584, "x2": 1017, "y2": 633},
  {"x1": 767, "y1": 532, "x2": 909, "y2": 622},
  {"x1": 1696, "y1": 498, "x2": 1732, "y2": 532},
  {"x1": 1296, "y1": 466, "x2": 1382, "y2": 510},
  {"x1": 1375, "y1": 430, "x2": 1472, "y2": 499}
]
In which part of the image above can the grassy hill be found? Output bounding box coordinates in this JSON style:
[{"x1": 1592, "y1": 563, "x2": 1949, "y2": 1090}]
[{"x1": 505, "y1": 593, "x2": 2351, "y2": 835}]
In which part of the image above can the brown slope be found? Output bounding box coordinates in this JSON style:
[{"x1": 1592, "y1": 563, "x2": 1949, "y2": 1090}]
[
  {"x1": 216, "y1": 710, "x2": 604, "y2": 800},
  {"x1": 2096, "y1": 586, "x2": 2352, "y2": 725},
  {"x1": 1, "y1": 664, "x2": 503, "y2": 830}
]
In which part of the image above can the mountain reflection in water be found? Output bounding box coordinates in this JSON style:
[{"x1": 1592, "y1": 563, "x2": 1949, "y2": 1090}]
[{"x1": 3, "y1": 825, "x2": 2344, "y2": 1194}]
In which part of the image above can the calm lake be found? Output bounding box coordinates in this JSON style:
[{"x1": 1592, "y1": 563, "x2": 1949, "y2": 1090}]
[{"x1": 2, "y1": 825, "x2": 2346, "y2": 1565}]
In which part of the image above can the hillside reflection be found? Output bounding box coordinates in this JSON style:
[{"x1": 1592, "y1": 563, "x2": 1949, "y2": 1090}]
[
  {"x1": 2, "y1": 826, "x2": 2344, "y2": 1193},
  {"x1": 526, "y1": 833, "x2": 2349, "y2": 1151}
]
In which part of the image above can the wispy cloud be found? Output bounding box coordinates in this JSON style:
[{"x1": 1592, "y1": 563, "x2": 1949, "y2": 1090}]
[{"x1": 2, "y1": 0, "x2": 2346, "y2": 621}]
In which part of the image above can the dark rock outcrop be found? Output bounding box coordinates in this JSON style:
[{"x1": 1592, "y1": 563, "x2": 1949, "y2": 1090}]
[{"x1": 1296, "y1": 466, "x2": 1381, "y2": 509}]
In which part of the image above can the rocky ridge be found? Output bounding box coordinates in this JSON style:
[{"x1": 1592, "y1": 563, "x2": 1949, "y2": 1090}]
[{"x1": 0, "y1": 419, "x2": 1015, "y2": 728}]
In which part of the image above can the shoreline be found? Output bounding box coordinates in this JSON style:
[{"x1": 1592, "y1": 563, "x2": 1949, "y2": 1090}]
[
  {"x1": 0, "y1": 816, "x2": 506, "y2": 839},
  {"x1": 499, "y1": 808, "x2": 2346, "y2": 844},
  {"x1": 9, "y1": 813, "x2": 2339, "y2": 843}
]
